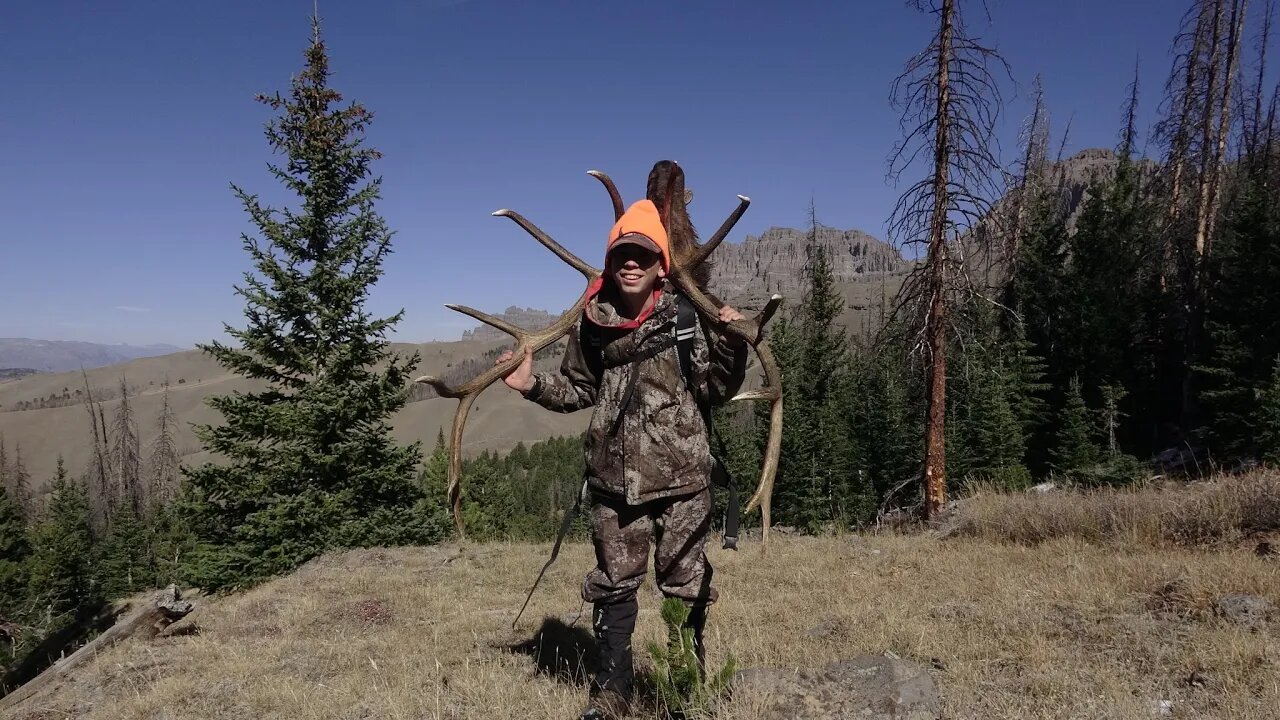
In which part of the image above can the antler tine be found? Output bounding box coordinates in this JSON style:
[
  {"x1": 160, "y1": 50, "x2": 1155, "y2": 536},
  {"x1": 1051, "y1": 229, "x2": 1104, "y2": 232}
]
[
  {"x1": 415, "y1": 288, "x2": 596, "y2": 535},
  {"x1": 587, "y1": 170, "x2": 625, "y2": 221},
  {"x1": 492, "y1": 209, "x2": 602, "y2": 279},
  {"x1": 756, "y1": 293, "x2": 784, "y2": 329},
  {"x1": 689, "y1": 194, "x2": 751, "y2": 269},
  {"x1": 444, "y1": 303, "x2": 524, "y2": 340}
]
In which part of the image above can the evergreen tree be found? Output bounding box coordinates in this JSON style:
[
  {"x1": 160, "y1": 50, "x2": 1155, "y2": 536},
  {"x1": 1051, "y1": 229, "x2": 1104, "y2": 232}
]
[
  {"x1": 1052, "y1": 376, "x2": 1101, "y2": 473},
  {"x1": 1259, "y1": 357, "x2": 1280, "y2": 465},
  {"x1": 944, "y1": 300, "x2": 1037, "y2": 490},
  {"x1": 27, "y1": 458, "x2": 99, "y2": 618},
  {"x1": 0, "y1": 486, "x2": 30, "y2": 621},
  {"x1": 854, "y1": 346, "x2": 920, "y2": 504},
  {"x1": 1198, "y1": 175, "x2": 1280, "y2": 460},
  {"x1": 0, "y1": 436, "x2": 8, "y2": 498},
  {"x1": 180, "y1": 19, "x2": 431, "y2": 590},
  {"x1": 8, "y1": 444, "x2": 32, "y2": 521},
  {"x1": 97, "y1": 506, "x2": 151, "y2": 599}
]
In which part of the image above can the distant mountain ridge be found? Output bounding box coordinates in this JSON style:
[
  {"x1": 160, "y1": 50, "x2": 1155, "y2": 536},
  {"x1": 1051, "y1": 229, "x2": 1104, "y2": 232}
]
[
  {"x1": 460, "y1": 224, "x2": 907, "y2": 339},
  {"x1": 0, "y1": 338, "x2": 185, "y2": 373},
  {"x1": 708, "y1": 225, "x2": 905, "y2": 305}
]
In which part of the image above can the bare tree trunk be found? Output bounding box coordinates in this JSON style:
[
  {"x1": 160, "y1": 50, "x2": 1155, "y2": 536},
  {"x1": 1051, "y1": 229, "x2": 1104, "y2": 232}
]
[
  {"x1": 1170, "y1": 3, "x2": 1213, "y2": 221},
  {"x1": 1245, "y1": 0, "x2": 1274, "y2": 162},
  {"x1": 110, "y1": 376, "x2": 142, "y2": 517},
  {"x1": 922, "y1": 0, "x2": 955, "y2": 520},
  {"x1": 1193, "y1": 0, "x2": 1226, "y2": 261},
  {"x1": 146, "y1": 383, "x2": 181, "y2": 510},
  {"x1": 888, "y1": 0, "x2": 1007, "y2": 521},
  {"x1": 81, "y1": 370, "x2": 112, "y2": 531},
  {"x1": 1204, "y1": 0, "x2": 1249, "y2": 254},
  {"x1": 1008, "y1": 76, "x2": 1049, "y2": 278}
]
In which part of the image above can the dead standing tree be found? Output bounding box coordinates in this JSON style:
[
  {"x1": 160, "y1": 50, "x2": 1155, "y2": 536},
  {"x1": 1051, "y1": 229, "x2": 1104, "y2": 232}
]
[{"x1": 885, "y1": 0, "x2": 1009, "y2": 520}]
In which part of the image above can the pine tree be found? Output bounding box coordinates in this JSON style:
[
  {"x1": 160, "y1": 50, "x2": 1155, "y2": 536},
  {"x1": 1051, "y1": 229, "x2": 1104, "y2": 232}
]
[
  {"x1": 97, "y1": 506, "x2": 151, "y2": 599},
  {"x1": 0, "y1": 435, "x2": 8, "y2": 498},
  {"x1": 855, "y1": 347, "x2": 920, "y2": 504},
  {"x1": 1259, "y1": 356, "x2": 1280, "y2": 464},
  {"x1": 793, "y1": 208, "x2": 867, "y2": 529},
  {"x1": 180, "y1": 18, "x2": 430, "y2": 590},
  {"x1": 0, "y1": 486, "x2": 30, "y2": 621},
  {"x1": 886, "y1": 0, "x2": 1010, "y2": 518},
  {"x1": 1052, "y1": 376, "x2": 1101, "y2": 473},
  {"x1": 26, "y1": 458, "x2": 99, "y2": 618},
  {"x1": 9, "y1": 444, "x2": 32, "y2": 521},
  {"x1": 1198, "y1": 174, "x2": 1280, "y2": 459}
]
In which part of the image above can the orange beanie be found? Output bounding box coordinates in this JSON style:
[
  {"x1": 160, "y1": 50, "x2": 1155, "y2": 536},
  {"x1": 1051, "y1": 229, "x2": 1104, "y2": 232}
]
[{"x1": 606, "y1": 200, "x2": 670, "y2": 273}]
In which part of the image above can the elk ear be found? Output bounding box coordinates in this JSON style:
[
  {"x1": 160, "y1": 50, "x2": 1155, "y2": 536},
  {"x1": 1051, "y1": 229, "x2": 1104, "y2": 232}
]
[{"x1": 684, "y1": 189, "x2": 694, "y2": 205}]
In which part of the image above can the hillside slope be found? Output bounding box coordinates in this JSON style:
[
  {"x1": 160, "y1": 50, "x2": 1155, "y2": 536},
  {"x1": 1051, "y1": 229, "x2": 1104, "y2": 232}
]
[
  {"x1": 0, "y1": 340, "x2": 590, "y2": 491},
  {"x1": 4, "y1": 533, "x2": 1275, "y2": 719}
]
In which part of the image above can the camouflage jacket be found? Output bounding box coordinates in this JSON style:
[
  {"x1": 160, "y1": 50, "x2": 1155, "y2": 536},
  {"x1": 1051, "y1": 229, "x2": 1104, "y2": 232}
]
[{"x1": 524, "y1": 288, "x2": 749, "y2": 504}]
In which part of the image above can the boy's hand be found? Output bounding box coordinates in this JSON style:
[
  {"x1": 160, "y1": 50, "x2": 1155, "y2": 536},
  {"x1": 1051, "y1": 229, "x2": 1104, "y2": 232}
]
[
  {"x1": 719, "y1": 304, "x2": 747, "y2": 346},
  {"x1": 495, "y1": 346, "x2": 535, "y2": 392}
]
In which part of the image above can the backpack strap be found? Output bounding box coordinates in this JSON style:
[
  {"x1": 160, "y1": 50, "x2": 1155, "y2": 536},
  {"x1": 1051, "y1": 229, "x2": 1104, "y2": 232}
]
[
  {"x1": 579, "y1": 315, "x2": 604, "y2": 381},
  {"x1": 675, "y1": 293, "x2": 701, "y2": 418}
]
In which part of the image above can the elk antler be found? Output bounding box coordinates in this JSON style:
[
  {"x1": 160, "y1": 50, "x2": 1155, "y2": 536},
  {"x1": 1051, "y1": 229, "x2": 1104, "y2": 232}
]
[
  {"x1": 657, "y1": 194, "x2": 786, "y2": 549},
  {"x1": 414, "y1": 173, "x2": 617, "y2": 537}
]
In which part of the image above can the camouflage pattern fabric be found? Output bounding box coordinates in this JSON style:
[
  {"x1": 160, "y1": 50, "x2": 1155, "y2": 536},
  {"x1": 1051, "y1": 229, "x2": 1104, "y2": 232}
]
[
  {"x1": 525, "y1": 287, "x2": 748, "y2": 505},
  {"x1": 582, "y1": 486, "x2": 717, "y2": 605}
]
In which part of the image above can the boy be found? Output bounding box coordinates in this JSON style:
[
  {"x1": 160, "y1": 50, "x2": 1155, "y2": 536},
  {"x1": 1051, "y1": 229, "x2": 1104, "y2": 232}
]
[{"x1": 496, "y1": 198, "x2": 748, "y2": 719}]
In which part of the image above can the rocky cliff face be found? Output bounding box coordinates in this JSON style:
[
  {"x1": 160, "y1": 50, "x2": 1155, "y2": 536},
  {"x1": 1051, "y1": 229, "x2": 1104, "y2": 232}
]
[
  {"x1": 461, "y1": 306, "x2": 558, "y2": 341},
  {"x1": 459, "y1": 225, "x2": 906, "y2": 338},
  {"x1": 708, "y1": 225, "x2": 905, "y2": 304}
]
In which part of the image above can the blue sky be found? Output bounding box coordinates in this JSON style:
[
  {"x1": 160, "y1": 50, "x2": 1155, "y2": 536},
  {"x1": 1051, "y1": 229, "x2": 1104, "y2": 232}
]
[{"x1": 1, "y1": 0, "x2": 1267, "y2": 346}]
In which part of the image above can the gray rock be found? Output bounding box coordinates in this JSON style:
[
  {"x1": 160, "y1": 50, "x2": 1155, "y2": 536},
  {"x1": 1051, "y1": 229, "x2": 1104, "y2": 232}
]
[
  {"x1": 709, "y1": 226, "x2": 906, "y2": 303},
  {"x1": 732, "y1": 655, "x2": 941, "y2": 720},
  {"x1": 1214, "y1": 594, "x2": 1276, "y2": 630}
]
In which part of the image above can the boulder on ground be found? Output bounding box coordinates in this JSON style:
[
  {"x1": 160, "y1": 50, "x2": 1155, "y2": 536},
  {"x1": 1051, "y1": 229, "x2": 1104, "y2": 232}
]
[{"x1": 732, "y1": 655, "x2": 941, "y2": 720}]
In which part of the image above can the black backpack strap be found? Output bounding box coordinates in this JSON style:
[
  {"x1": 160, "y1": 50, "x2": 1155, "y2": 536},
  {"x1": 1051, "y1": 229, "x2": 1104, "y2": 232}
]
[
  {"x1": 579, "y1": 315, "x2": 604, "y2": 381},
  {"x1": 675, "y1": 293, "x2": 699, "y2": 412}
]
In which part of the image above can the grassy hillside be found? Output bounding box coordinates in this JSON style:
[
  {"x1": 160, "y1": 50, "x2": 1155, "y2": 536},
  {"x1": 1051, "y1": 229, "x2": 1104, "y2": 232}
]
[
  {"x1": 6, "y1": 474, "x2": 1277, "y2": 719},
  {"x1": 0, "y1": 275, "x2": 899, "y2": 491},
  {"x1": 0, "y1": 340, "x2": 591, "y2": 491}
]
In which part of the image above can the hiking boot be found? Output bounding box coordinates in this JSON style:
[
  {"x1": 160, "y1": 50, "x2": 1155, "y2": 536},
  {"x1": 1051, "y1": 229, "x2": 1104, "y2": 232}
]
[
  {"x1": 579, "y1": 688, "x2": 631, "y2": 720},
  {"x1": 588, "y1": 599, "x2": 637, "y2": 715}
]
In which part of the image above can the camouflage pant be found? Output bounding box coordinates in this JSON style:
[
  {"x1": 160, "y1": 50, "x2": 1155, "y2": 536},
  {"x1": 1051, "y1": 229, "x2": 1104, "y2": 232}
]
[{"x1": 582, "y1": 485, "x2": 717, "y2": 606}]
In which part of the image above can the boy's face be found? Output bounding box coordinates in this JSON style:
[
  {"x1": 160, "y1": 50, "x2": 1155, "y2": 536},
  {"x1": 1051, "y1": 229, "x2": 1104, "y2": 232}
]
[{"x1": 606, "y1": 242, "x2": 665, "y2": 301}]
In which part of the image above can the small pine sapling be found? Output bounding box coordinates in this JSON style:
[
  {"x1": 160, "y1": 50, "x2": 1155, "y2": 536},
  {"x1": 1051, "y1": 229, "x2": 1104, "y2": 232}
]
[{"x1": 647, "y1": 597, "x2": 735, "y2": 718}]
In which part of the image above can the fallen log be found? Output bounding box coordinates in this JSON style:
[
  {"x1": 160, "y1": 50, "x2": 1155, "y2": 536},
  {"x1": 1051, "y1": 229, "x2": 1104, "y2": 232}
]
[{"x1": 0, "y1": 585, "x2": 196, "y2": 714}]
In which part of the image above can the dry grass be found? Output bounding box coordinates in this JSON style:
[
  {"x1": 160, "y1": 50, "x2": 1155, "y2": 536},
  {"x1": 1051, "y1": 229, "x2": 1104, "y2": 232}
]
[
  {"x1": 950, "y1": 470, "x2": 1280, "y2": 548},
  {"x1": 5, "y1": 529, "x2": 1277, "y2": 720}
]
